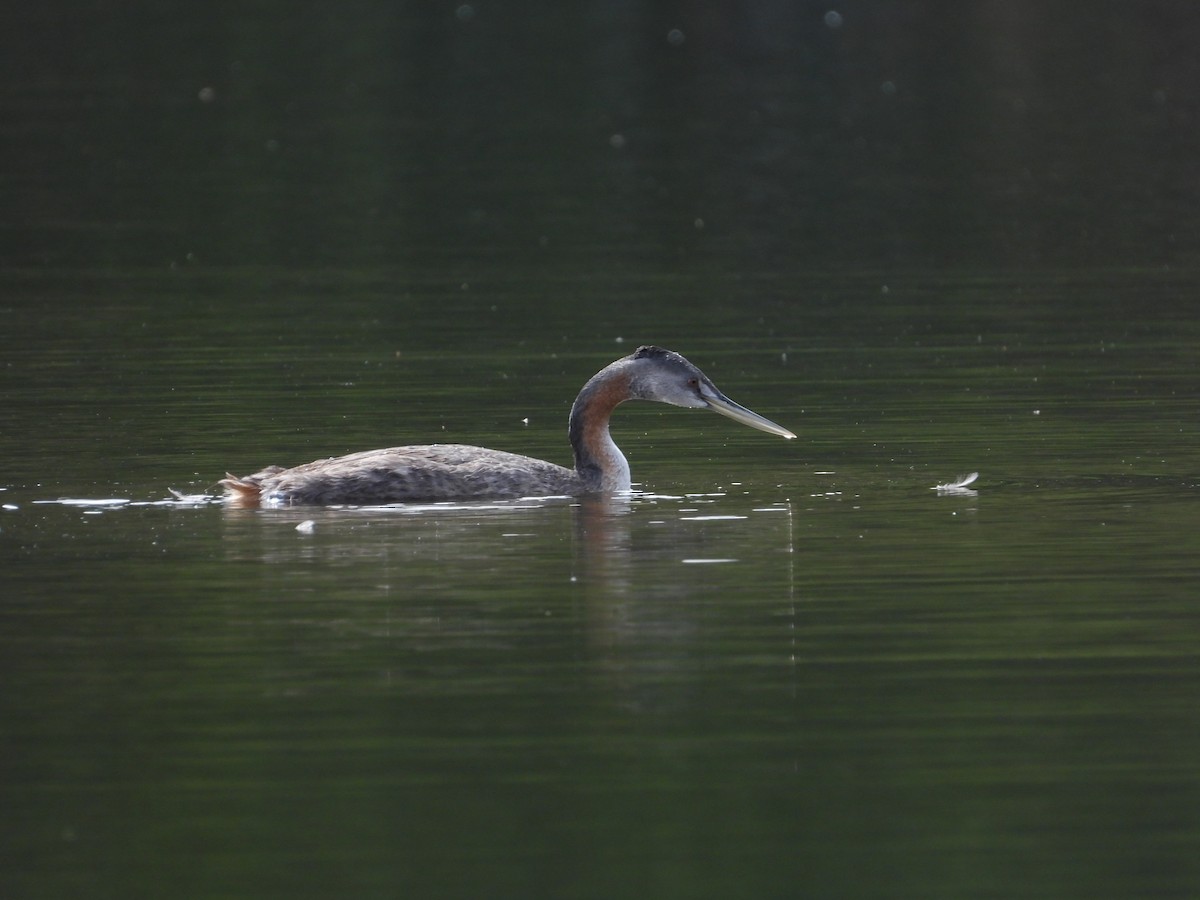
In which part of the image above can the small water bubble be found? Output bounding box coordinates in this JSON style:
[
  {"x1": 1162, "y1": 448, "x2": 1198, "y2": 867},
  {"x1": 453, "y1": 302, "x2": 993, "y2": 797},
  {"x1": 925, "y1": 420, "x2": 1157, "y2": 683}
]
[
  {"x1": 881, "y1": 80, "x2": 896, "y2": 95},
  {"x1": 666, "y1": 28, "x2": 685, "y2": 46},
  {"x1": 455, "y1": 4, "x2": 475, "y2": 21},
  {"x1": 824, "y1": 10, "x2": 843, "y2": 28},
  {"x1": 608, "y1": 133, "x2": 626, "y2": 149},
  {"x1": 693, "y1": 217, "x2": 704, "y2": 230},
  {"x1": 198, "y1": 86, "x2": 216, "y2": 103}
]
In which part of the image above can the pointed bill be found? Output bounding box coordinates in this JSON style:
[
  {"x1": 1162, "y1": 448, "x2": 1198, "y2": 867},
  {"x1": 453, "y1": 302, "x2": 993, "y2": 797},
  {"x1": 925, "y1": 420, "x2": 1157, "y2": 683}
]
[{"x1": 701, "y1": 385, "x2": 796, "y2": 439}]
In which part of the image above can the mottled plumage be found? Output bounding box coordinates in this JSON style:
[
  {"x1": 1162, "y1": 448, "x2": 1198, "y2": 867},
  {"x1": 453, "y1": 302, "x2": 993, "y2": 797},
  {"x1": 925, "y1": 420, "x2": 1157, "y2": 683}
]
[{"x1": 221, "y1": 346, "x2": 794, "y2": 506}]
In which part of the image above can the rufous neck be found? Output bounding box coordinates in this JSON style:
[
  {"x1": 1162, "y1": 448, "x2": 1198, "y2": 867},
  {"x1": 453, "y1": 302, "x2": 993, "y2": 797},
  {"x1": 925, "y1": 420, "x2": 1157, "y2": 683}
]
[{"x1": 568, "y1": 362, "x2": 634, "y2": 491}]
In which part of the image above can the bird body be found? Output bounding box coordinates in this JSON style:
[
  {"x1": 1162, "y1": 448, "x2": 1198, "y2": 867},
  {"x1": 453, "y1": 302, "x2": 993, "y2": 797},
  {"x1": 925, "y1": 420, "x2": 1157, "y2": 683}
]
[
  {"x1": 221, "y1": 346, "x2": 793, "y2": 506},
  {"x1": 224, "y1": 444, "x2": 581, "y2": 505}
]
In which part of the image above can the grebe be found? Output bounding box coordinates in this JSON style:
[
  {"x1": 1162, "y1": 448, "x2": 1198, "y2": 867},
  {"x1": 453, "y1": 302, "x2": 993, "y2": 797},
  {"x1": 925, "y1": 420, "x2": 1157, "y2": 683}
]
[{"x1": 221, "y1": 345, "x2": 794, "y2": 506}]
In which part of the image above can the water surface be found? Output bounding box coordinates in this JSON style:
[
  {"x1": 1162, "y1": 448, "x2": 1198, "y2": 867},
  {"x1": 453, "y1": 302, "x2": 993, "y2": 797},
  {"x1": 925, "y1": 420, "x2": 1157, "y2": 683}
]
[{"x1": 4, "y1": 2, "x2": 1200, "y2": 897}]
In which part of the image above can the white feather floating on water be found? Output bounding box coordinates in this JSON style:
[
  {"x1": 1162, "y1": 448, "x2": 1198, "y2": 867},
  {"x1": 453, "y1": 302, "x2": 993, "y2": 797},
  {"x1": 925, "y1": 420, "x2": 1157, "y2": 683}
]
[
  {"x1": 168, "y1": 488, "x2": 211, "y2": 503},
  {"x1": 933, "y1": 472, "x2": 979, "y2": 493}
]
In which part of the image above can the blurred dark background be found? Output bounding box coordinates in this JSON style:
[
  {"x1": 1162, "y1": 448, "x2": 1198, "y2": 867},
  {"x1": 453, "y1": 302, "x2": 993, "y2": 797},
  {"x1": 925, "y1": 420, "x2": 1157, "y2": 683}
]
[{"x1": 4, "y1": 1, "x2": 1199, "y2": 274}]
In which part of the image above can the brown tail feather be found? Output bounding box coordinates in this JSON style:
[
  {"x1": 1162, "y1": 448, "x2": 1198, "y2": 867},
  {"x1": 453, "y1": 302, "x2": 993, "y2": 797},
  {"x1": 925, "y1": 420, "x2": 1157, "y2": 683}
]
[{"x1": 219, "y1": 473, "x2": 263, "y2": 502}]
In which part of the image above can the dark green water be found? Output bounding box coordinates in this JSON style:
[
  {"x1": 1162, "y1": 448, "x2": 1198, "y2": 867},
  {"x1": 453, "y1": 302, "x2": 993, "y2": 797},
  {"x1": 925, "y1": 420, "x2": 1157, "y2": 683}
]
[{"x1": 4, "y1": 4, "x2": 1200, "y2": 898}]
